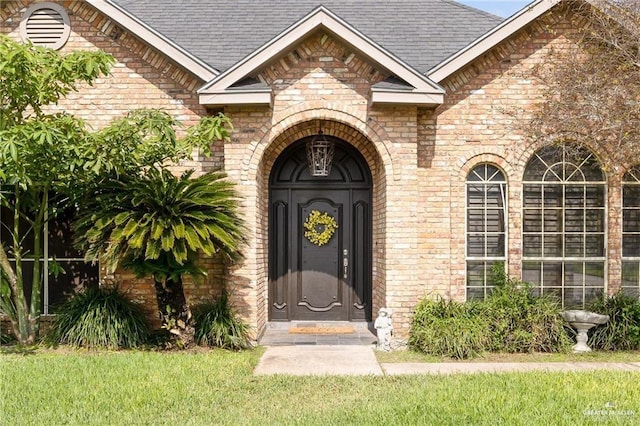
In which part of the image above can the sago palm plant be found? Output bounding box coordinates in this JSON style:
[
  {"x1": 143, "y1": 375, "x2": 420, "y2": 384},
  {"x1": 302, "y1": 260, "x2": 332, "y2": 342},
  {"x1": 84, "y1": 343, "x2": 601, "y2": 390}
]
[{"x1": 74, "y1": 168, "x2": 246, "y2": 345}]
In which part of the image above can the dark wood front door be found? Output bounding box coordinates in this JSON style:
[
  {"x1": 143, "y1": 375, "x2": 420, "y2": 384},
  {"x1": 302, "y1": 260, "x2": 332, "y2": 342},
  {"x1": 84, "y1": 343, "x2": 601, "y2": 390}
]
[{"x1": 269, "y1": 137, "x2": 372, "y2": 321}]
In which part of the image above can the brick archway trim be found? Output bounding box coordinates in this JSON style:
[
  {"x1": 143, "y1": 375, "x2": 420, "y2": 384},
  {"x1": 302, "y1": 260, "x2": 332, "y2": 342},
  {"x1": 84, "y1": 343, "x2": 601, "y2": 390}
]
[
  {"x1": 455, "y1": 151, "x2": 514, "y2": 181},
  {"x1": 242, "y1": 105, "x2": 396, "y2": 182}
]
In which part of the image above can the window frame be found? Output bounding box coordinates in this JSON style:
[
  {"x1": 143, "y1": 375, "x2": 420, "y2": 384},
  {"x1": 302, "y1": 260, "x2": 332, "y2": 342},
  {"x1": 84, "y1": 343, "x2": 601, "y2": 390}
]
[
  {"x1": 622, "y1": 166, "x2": 640, "y2": 296},
  {"x1": 522, "y1": 145, "x2": 607, "y2": 308},
  {"x1": 465, "y1": 163, "x2": 508, "y2": 300}
]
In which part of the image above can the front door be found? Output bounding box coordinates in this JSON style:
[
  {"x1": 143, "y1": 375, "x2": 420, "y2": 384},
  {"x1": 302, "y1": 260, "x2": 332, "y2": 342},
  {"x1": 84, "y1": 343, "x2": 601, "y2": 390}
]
[{"x1": 269, "y1": 137, "x2": 372, "y2": 321}]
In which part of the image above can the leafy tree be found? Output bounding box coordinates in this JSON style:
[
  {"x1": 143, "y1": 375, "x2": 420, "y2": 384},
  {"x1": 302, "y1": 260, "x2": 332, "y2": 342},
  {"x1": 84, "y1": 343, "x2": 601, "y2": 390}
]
[
  {"x1": 74, "y1": 168, "x2": 246, "y2": 345},
  {"x1": 0, "y1": 35, "x2": 113, "y2": 344},
  {"x1": 525, "y1": 0, "x2": 640, "y2": 166},
  {"x1": 0, "y1": 35, "x2": 235, "y2": 344}
]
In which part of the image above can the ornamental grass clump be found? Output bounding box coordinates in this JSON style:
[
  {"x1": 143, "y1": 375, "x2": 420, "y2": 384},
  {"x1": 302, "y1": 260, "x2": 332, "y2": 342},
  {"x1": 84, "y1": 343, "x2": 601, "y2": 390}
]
[
  {"x1": 47, "y1": 286, "x2": 148, "y2": 349},
  {"x1": 409, "y1": 298, "x2": 491, "y2": 359},
  {"x1": 480, "y1": 275, "x2": 572, "y2": 354},
  {"x1": 192, "y1": 293, "x2": 251, "y2": 350},
  {"x1": 588, "y1": 291, "x2": 640, "y2": 351},
  {"x1": 1, "y1": 332, "x2": 15, "y2": 345},
  {"x1": 409, "y1": 265, "x2": 572, "y2": 358}
]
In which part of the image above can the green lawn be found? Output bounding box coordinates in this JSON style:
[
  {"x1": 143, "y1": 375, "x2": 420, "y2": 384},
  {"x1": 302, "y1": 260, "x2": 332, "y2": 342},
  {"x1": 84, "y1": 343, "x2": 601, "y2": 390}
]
[{"x1": 2, "y1": 348, "x2": 639, "y2": 425}]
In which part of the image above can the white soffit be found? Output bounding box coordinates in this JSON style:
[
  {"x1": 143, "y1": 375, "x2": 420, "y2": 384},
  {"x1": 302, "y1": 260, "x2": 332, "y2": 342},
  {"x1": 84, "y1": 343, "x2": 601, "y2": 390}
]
[
  {"x1": 88, "y1": 0, "x2": 218, "y2": 81},
  {"x1": 428, "y1": 0, "x2": 561, "y2": 83},
  {"x1": 198, "y1": 6, "x2": 444, "y2": 106},
  {"x1": 198, "y1": 91, "x2": 272, "y2": 106},
  {"x1": 370, "y1": 91, "x2": 443, "y2": 106}
]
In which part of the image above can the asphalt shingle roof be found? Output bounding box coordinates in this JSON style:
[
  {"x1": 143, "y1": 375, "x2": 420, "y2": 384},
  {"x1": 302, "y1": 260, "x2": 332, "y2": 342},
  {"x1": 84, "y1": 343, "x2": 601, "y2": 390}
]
[{"x1": 111, "y1": 0, "x2": 503, "y2": 74}]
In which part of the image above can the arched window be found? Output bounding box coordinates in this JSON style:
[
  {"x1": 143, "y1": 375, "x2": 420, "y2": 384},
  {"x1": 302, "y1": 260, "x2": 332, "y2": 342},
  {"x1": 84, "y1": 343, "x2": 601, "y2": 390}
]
[
  {"x1": 622, "y1": 166, "x2": 640, "y2": 296},
  {"x1": 522, "y1": 145, "x2": 606, "y2": 308},
  {"x1": 466, "y1": 164, "x2": 507, "y2": 300}
]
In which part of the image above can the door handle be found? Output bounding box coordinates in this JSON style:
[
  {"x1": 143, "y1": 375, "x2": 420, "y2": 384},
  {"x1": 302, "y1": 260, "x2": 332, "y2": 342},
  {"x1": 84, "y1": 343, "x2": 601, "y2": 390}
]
[{"x1": 343, "y1": 257, "x2": 348, "y2": 279}]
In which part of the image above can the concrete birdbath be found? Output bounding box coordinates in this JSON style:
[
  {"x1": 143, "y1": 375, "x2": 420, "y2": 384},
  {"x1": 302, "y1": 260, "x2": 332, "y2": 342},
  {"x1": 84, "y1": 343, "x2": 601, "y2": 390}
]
[{"x1": 561, "y1": 310, "x2": 609, "y2": 353}]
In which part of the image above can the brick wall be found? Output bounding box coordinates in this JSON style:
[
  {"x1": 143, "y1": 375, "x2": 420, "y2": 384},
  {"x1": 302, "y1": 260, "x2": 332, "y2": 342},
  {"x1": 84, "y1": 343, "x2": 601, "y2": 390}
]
[
  {"x1": 431, "y1": 6, "x2": 626, "y2": 306},
  {"x1": 223, "y1": 31, "x2": 423, "y2": 335}
]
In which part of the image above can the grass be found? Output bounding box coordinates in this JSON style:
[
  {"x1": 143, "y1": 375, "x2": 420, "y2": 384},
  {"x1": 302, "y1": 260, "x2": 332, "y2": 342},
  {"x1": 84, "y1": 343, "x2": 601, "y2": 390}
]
[
  {"x1": 376, "y1": 348, "x2": 640, "y2": 363},
  {"x1": 2, "y1": 347, "x2": 640, "y2": 425}
]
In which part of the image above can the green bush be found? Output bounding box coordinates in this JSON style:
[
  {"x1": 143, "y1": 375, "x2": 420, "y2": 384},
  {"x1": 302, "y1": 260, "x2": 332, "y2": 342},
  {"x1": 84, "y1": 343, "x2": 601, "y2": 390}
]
[
  {"x1": 409, "y1": 298, "x2": 491, "y2": 359},
  {"x1": 1, "y1": 332, "x2": 15, "y2": 345},
  {"x1": 480, "y1": 274, "x2": 572, "y2": 353},
  {"x1": 588, "y1": 291, "x2": 640, "y2": 351},
  {"x1": 47, "y1": 286, "x2": 148, "y2": 349},
  {"x1": 192, "y1": 293, "x2": 251, "y2": 350},
  {"x1": 409, "y1": 267, "x2": 571, "y2": 358}
]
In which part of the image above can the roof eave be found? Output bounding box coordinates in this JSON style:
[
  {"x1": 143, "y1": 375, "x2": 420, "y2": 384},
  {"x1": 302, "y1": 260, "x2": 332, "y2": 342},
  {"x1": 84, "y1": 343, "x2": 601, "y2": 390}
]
[
  {"x1": 199, "y1": 90, "x2": 272, "y2": 106},
  {"x1": 427, "y1": 0, "x2": 561, "y2": 83},
  {"x1": 371, "y1": 90, "x2": 444, "y2": 107},
  {"x1": 88, "y1": 0, "x2": 218, "y2": 81}
]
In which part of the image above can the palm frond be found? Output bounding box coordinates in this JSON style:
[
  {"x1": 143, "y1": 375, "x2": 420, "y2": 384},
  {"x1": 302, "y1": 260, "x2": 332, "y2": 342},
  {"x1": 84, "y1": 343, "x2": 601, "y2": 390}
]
[{"x1": 74, "y1": 168, "x2": 247, "y2": 276}]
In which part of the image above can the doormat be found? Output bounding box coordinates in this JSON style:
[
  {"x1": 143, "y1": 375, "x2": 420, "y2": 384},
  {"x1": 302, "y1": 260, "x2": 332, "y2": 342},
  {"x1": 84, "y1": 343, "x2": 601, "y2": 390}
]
[{"x1": 289, "y1": 326, "x2": 355, "y2": 334}]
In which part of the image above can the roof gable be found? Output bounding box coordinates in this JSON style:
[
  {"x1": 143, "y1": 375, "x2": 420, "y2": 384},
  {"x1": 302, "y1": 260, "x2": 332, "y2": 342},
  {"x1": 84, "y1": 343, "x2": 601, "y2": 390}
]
[
  {"x1": 87, "y1": 0, "x2": 217, "y2": 81},
  {"x1": 428, "y1": 0, "x2": 561, "y2": 82},
  {"x1": 198, "y1": 6, "x2": 445, "y2": 107},
  {"x1": 110, "y1": 0, "x2": 502, "y2": 75}
]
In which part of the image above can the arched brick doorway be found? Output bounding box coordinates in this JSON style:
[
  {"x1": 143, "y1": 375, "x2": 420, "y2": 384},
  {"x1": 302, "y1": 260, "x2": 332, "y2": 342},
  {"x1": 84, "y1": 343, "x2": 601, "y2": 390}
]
[{"x1": 269, "y1": 137, "x2": 373, "y2": 321}]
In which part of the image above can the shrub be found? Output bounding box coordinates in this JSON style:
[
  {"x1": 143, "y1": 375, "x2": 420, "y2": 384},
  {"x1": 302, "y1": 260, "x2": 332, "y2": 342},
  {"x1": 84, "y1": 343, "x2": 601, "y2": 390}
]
[
  {"x1": 409, "y1": 298, "x2": 491, "y2": 359},
  {"x1": 409, "y1": 267, "x2": 572, "y2": 358},
  {"x1": 192, "y1": 293, "x2": 251, "y2": 350},
  {"x1": 47, "y1": 286, "x2": 148, "y2": 349},
  {"x1": 481, "y1": 274, "x2": 572, "y2": 353},
  {"x1": 588, "y1": 291, "x2": 640, "y2": 351},
  {"x1": 1, "y1": 332, "x2": 15, "y2": 345}
]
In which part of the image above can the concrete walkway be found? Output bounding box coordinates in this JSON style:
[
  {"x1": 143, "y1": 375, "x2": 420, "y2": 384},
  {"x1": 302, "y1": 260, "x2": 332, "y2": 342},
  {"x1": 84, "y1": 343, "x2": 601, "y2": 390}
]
[
  {"x1": 254, "y1": 345, "x2": 640, "y2": 376},
  {"x1": 255, "y1": 345, "x2": 383, "y2": 376}
]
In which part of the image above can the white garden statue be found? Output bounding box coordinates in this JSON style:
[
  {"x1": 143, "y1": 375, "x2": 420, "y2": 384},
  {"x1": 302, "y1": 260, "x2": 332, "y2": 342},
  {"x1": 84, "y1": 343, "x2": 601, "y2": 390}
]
[{"x1": 374, "y1": 308, "x2": 393, "y2": 351}]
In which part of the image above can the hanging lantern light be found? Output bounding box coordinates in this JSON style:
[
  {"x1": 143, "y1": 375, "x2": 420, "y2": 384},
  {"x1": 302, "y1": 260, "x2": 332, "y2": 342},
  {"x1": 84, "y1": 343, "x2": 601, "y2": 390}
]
[{"x1": 306, "y1": 126, "x2": 335, "y2": 177}]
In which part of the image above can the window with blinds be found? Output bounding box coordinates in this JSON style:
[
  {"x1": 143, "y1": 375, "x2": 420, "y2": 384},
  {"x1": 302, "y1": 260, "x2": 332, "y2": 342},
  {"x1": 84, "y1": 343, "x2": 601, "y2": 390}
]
[
  {"x1": 466, "y1": 163, "x2": 507, "y2": 300},
  {"x1": 522, "y1": 145, "x2": 606, "y2": 308},
  {"x1": 622, "y1": 165, "x2": 640, "y2": 297}
]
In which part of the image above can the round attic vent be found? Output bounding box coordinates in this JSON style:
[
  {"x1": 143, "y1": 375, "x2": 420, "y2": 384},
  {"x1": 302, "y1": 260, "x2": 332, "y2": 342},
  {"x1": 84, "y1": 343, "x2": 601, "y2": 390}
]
[{"x1": 20, "y1": 3, "x2": 71, "y2": 50}]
